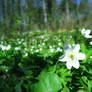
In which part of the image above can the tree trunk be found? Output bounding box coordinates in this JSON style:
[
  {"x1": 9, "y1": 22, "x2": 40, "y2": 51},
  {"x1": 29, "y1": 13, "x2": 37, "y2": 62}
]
[
  {"x1": 42, "y1": 0, "x2": 47, "y2": 24},
  {"x1": 66, "y1": 0, "x2": 70, "y2": 22},
  {"x1": 1, "y1": 0, "x2": 8, "y2": 26},
  {"x1": 10, "y1": 0, "x2": 15, "y2": 26},
  {"x1": 47, "y1": 0, "x2": 52, "y2": 15}
]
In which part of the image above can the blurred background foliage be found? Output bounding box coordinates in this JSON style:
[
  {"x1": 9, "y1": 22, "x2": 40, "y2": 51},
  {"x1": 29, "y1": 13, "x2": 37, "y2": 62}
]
[{"x1": 0, "y1": 0, "x2": 92, "y2": 33}]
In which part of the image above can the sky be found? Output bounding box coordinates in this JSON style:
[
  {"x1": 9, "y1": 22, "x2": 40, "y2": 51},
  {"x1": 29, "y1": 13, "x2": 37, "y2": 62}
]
[
  {"x1": 57, "y1": 0, "x2": 62, "y2": 5},
  {"x1": 57, "y1": 0, "x2": 92, "y2": 4},
  {"x1": 18, "y1": 0, "x2": 92, "y2": 6}
]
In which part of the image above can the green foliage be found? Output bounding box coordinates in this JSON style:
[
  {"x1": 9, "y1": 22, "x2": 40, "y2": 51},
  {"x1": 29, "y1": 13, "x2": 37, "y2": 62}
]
[
  {"x1": 15, "y1": 80, "x2": 23, "y2": 92},
  {"x1": 31, "y1": 72, "x2": 61, "y2": 92},
  {"x1": 62, "y1": 86, "x2": 70, "y2": 92},
  {"x1": 0, "y1": 29, "x2": 92, "y2": 92}
]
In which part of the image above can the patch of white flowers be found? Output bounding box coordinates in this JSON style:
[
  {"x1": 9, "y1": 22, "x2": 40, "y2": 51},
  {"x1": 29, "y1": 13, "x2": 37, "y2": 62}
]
[
  {"x1": 25, "y1": 53, "x2": 28, "y2": 57},
  {"x1": 58, "y1": 43, "x2": 62, "y2": 46},
  {"x1": 40, "y1": 48, "x2": 42, "y2": 51},
  {"x1": 81, "y1": 29, "x2": 92, "y2": 59},
  {"x1": 15, "y1": 47, "x2": 21, "y2": 50},
  {"x1": 50, "y1": 48, "x2": 54, "y2": 53},
  {"x1": 81, "y1": 28, "x2": 92, "y2": 38},
  {"x1": 56, "y1": 47, "x2": 62, "y2": 52},
  {"x1": 59, "y1": 43, "x2": 85, "y2": 69},
  {"x1": 0, "y1": 45, "x2": 11, "y2": 50},
  {"x1": 35, "y1": 49, "x2": 39, "y2": 53}
]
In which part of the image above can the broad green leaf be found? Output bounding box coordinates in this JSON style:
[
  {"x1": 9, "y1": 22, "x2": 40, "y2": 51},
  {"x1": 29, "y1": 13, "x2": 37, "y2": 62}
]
[
  {"x1": 62, "y1": 86, "x2": 69, "y2": 92},
  {"x1": 32, "y1": 72, "x2": 61, "y2": 92},
  {"x1": 80, "y1": 43, "x2": 87, "y2": 54}
]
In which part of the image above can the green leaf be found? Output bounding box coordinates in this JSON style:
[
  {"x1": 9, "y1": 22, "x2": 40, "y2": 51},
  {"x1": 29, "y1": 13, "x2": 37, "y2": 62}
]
[
  {"x1": 15, "y1": 84, "x2": 22, "y2": 92},
  {"x1": 80, "y1": 43, "x2": 87, "y2": 54},
  {"x1": 87, "y1": 81, "x2": 92, "y2": 92},
  {"x1": 62, "y1": 86, "x2": 69, "y2": 92},
  {"x1": 15, "y1": 81, "x2": 23, "y2": 92},
  {"x1": 32, "y1": 72, "x2": 61, "y2": 92},
  {"x1": 79, "y1": 76, "x2": 88, "y2": 89},
  {"x1": 77, "y1": 89, "x2": 86, "y2": 92},
  {"x1": 0, "y1": 65, "x2": 9, "y2": 72},
  {"x1": 86, "y1": 48, "x2": 92, "y2": 60}
]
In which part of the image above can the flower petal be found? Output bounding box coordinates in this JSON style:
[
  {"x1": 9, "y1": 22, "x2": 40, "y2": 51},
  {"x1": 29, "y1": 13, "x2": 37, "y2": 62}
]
[
  {"x1": 81, "y1": 28, "x2": 85, "y2": 34},
  {"x1": 66, "y1": 61, "x2": 72, "y2": 69},
  {"x1": 90, "y1": 41, "x2": 92, "y2": 45},
  {"x1": 78, "y1": 53, "x2": 85, "y2": 60},
  {"x1": 72, "y1": 60, "x2": 80, "y2": 69},
  {"x1": 73, "y1": 44, "x2": 80, "y2": 52},
  {"x1": 86, "y1": 29, "x2": 91, "y2": 35},
  {"x1": 63, "y1": 42, "x2": 71, "y2": 51},
  {"x1": 86, "y1": 35, "x2": 92, "y2": 38},
  {"x1": 59, "y1": 55, "x2": 68, "y2": 62},
  {"x1": 90, "y1": 56, "x2": 92, "y2": 59}
]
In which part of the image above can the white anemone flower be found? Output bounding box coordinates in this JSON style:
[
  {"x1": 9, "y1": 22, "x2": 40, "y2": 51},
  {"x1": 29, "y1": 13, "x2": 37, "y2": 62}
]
[
  {"x1": 0, "y1": 45, "x2": 6, "y2": 50},
  {"x1": 59, "y1": 43, "x2": 85, "y2": 69},
  {"x1": 0, "y1": 45, "x2": 3, "y2": 48},
  {"x1": 81, "y1": 28, "x2": 92, "y2": 38},
  {"x1": 5, "y1": 45, "x2": 11, "y2": 50},
  {"x1": 50, "y1": 48, "x2": 54, "y2": 52},
  {"x1": 24, "y1": 48, "x2": 27, "y2": 51},
  {"x1": 57, "y1": 47, "x2": 60, "y2": 51},
  {"x1": 40, "y1": 48, "x2": 42, "y2": 51},
  {"x1": 18, "y1": 41, "x2": 22, "y2": 44},
  {"x1": 35, "y1": 49, "x2": 39, "y2": 52},
  {"x1": 57, "y1": 47, "x2": 62, "y2": 52},
  {"x1": 30, "y1": 49, "x2": 33, "y2": 51},
  {"x1": 31, "y1": 46, "x2": 34, "y2": 49},
  {"x1": 38, "y1": 44, "x2": 41, "y2": 47},
  {"x1": 21, "y1": 39, "x2": 24, "y2": 42},
  {"x1": 58, "y1": 43, "x2": 61, "y2": 46},
  {"x1": 42, "y1": 43, "x2": 45, "y2": 46},
  {"x1": 15, "y1": 47, "x2": 21, "y2": 50},
  {"x1": 49, "y1": 46, "x2": 53, "y2": 49},
  {"x1": 90, "y1": 56, "x2": 92, "y2": 59},
  {"x1": 90, "y1": 41, "x2": 92, "y2": 45},
  {"x1": 1, "y1": 46, "x2": 6, "y2": 50},
  {"x1": 25, "y1": 53, "x2": 28, "y2": 56},
  {"x1": 23, "y1": 42, "x2": 27, "y2": 46}
]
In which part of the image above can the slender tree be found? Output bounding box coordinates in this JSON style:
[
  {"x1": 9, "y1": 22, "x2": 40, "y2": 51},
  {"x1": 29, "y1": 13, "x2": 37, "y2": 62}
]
[
  {"x1": 66, "y1": 0, "x2": 70, "y2": 22},
  {"x1": 42, "y1": 0, "x2": 48, "y2": 24}
]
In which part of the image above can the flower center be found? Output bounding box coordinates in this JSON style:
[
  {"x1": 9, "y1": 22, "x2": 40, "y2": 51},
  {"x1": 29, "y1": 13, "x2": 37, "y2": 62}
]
[{"x1": 69, "y1": 54, "x2": 74, "y2": 60}]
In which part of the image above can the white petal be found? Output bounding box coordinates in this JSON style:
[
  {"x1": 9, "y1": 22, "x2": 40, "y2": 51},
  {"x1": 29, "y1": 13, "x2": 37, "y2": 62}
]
[
  {"x1": 63, "y1": 42, "x2": 71, "y2": 51},
  {"x1": 90, "y1": 56, "x2": 92, "y2": 59},
  {"x1": 90, "y1": 41, "x2": 92, "y2": 45},
  {"x1": 66, "y1": 61, "x2": 72, "y2": 69},
  {"x1": 81, "y1": 28, "x2": 85, "y2": 34},
  {"x1": 50, "y1": 49, "x2": 54, "y2": 52},
  {"x1": 72, "y1": 60, "x2": 80, "y2": 69},
  {"x1": 59, "y1": 55, "x2": 68, "y2": 62},
  {"x1": 73, "y1": 44, "x2": 80, "y2": 52},
  {"x1": 78, "y1": 53, "x2": 85, "y2": 60},
  {"x1": 86, "y1": 35, "x2": 92, "y2": 38},
  {"x1": 86, "y1": 30, "x2": 91, "y2": 35}
]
